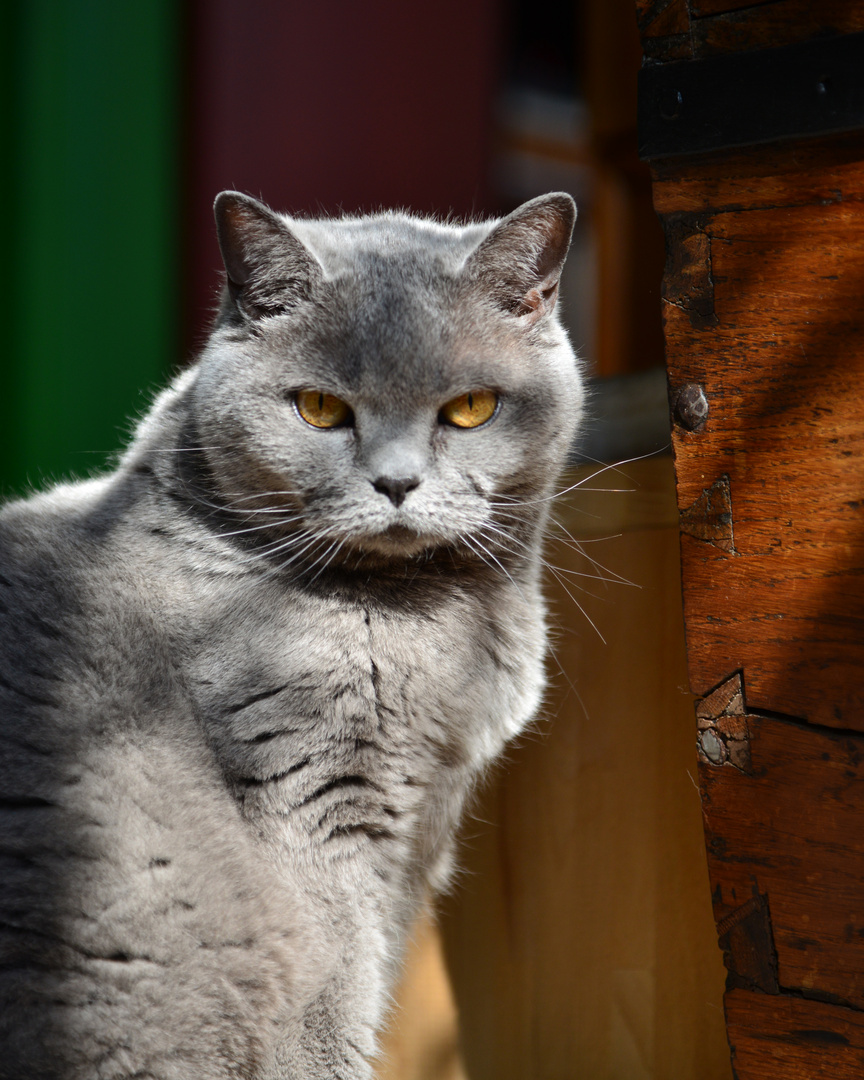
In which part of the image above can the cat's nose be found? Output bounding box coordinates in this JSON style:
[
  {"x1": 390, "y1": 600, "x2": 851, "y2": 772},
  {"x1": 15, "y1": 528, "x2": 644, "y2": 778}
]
[{"x1": 372, "y1": 475, "x2": 421, "y2": 507}]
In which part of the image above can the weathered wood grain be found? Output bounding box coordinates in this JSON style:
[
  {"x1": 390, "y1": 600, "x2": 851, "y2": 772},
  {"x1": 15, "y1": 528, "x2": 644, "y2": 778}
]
[
  {"x1": 725, "y1": 987, "x2": 864, "y2": 1078},
  {"x1": 689, "y1": 0, "x2": 775, "y2": 18},
  {"x1": 650, "y1": 130, "x2": 864, "y2": 186},
  {"x1": 660, "y1": 172, "x2": 864, "y2": 729},
  {"x1": 700, "y1": 676, "x2": 864, "y2": 1010},
  {"x1": 640, "y1": 0, "x2": 864, "y2": 62},
  {"x1": 690, "y1": 0, "x2": 864, "y2": 57},
  {"x1": 652, "y1": 136, "x2": 864, "y2": 215},
  {"x1": 636, "y1": 0, "x2": 690, "y2": 41},
  {"x1": 639, "y1": 0, "x2": 864, "y2": 1072}
]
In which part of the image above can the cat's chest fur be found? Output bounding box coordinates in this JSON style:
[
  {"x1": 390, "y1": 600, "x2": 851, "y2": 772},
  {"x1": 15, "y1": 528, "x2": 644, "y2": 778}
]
[{"x1": 185, "y1": 569, "x2": 544, "y2": 906}]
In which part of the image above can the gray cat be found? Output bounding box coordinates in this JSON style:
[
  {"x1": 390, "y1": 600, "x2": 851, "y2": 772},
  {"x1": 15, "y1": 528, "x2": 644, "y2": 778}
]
[{"x1": 0, "y1": 190, "x2": 582, "y2": 1079}]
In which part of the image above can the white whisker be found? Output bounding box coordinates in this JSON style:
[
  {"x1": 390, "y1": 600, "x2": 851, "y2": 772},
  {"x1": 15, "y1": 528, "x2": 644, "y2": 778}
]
[
  {"x1": 544, "y1": 564, "x2": 607, "y2": 644},
  {"x1": 495, "y1": 448, "x2": 666, "y2": 510},
  {"x1": 219, "y1": 527, "x2": 320, "y2": 571},
  {"x1": 476, "y1": 500, "x2": 640, "y2": 634},
  {"x1": 148, "y1": 446, "x2": 224, "y2": 453},
  {"x1": 467, "y1": 533, "x2": 526, "y2": 600},
  {"x1": 264, "y1": 531, "x2": 324, "y2": 565},
  {"x1": 304, "y1": 538, "x2": 347, "y2": 584},
  {"x1": 210, "y1": 517, "x2": 300, "y2": 540}
]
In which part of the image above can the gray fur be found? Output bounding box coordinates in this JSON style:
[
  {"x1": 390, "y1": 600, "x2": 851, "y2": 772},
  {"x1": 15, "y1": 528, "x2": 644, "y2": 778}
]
[{"x1": 0, "y1": 192, "x2": 582, "y2": 1079}]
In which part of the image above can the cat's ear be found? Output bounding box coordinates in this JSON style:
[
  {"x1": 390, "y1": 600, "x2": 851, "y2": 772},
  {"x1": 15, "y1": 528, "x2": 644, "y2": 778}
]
[
  {"x1": 465, "y1": 193, "x2": 576, "y2": 325},
  {"x1": 214, "y1": 191, "x2": 323, "y2": 320}
]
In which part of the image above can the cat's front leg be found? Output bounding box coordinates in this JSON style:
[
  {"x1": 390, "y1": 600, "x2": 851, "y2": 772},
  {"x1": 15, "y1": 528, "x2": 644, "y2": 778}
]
[
  {"x1": 294, "y1": 988, "x2": 379, "y2": 1080},
  {"x1": 273, "y1": 983, "x2": 382, "y2": 1080},
  {"x1": 270, "y1": 908, "x2": 394, "y2": 1080}
]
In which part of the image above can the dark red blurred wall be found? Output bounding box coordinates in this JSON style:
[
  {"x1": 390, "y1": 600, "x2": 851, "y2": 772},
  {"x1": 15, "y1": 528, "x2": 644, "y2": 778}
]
[{"x1": 184, "y1": 0, "x2": 502, "y2": 352}]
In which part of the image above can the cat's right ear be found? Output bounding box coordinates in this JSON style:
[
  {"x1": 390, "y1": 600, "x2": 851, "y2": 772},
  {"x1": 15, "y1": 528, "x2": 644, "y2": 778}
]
[
  {"x1": 214, "y1": 192, "x2": 323, "y2": 321},
  {"x1": 464, "y1": 192, "x2": 576, "y2": 326}
]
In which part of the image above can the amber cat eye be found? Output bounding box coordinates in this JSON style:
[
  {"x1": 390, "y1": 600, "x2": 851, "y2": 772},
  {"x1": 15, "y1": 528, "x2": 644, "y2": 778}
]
[
  {"x1": 440, "y1": 390, "x2": 498, "y2": 429},
  {"x1": 295, "y1": 390, "x2": 352, "y2": 428}
]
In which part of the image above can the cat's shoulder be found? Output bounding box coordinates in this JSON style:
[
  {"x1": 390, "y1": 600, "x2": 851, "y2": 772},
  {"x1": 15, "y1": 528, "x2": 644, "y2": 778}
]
[
  {"x1": 0, "y1": 477, "x2": 111, "y2": 582},
  {"x1": 0, "y1": 471, "x2": 176, "y2": 651}
]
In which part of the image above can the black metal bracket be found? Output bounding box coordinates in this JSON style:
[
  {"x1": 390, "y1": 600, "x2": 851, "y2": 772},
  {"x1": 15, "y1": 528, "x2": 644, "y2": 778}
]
[{"x1": 638, "y1": 31, "x2": 864, "y2": 160}]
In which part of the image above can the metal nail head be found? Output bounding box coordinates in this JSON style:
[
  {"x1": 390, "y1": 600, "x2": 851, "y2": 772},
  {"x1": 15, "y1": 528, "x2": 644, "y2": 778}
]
[{"x1": 674, "y1": 383, "x2": 709, "y2": 431}]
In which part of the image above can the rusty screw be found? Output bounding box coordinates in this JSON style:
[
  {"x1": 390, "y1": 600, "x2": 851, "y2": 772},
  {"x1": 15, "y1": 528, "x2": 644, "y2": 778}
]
[{"x1": 673, "y1": 383, "x2": 709, "y2": 431}]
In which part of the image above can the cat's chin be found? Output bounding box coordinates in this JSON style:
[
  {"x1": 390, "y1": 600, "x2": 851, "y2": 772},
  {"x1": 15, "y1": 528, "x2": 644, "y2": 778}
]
[{"x1": 352, "y1": 524, "x2": 440, "y2": 559}]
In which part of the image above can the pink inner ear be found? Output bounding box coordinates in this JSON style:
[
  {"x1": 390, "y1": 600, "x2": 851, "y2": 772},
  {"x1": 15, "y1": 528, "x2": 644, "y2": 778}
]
[
  {"x1": 464, "y1": 194, "x2": 574, "y2": 323},
  {"x1": 224, "y1": 202, "x2": 253, "y2": 239},
  {"x1": 522, "y1": 289, "x2": 543, "y2": 314},
  {"x1": 516, "y1": 280, "x2": 560, "y2": 324},
  {"x1": 217, "y1": 200, "x2": 259, "y2": 287},
  {"x1": 532, "y1": 212, "x2": 572, "y2": 281}
]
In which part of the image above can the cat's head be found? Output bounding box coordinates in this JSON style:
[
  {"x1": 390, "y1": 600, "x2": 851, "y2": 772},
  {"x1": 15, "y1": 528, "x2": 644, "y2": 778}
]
[{"x1": 187, "y1": 192, "x2": 583, "y2": 576}]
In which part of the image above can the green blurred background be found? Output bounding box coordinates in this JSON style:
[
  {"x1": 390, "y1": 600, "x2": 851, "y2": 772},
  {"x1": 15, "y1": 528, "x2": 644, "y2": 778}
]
[{"x1": 1, "y1": 0, "x2": 178, "y2": 497}]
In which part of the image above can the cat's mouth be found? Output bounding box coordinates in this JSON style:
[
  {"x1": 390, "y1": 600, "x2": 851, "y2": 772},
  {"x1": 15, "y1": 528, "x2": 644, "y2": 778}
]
[{"x1": 352, "y1": 522, "x2": 440, "y2": 558}]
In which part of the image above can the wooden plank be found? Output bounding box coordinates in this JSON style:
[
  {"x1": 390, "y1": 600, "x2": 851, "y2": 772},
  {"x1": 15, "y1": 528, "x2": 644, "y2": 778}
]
[
  {"x1": 636, "y1": 0, "x2": 691, "y2": 42},
  {"x1": 653, "y1": 143, "x2": 864, "y2": 215},
  {"x1": 699, "y1": 676, "x2": 864, "y2": 1009},
  {"x1": 439, "y1": 459, "x2": 732, "y2": 1080},
  {"x1": 691, "y1": 1, "x2": 864, "y2": 58},
  {"x1": 650, "y1": 131, "x2": 864, "y2": 190},
  {"x1": 690, "y1": 0, "x2": 775, "y2": 17},
  {"x1": 658, "y1": 165, "x2": 864, "y2": 729},
  {"x1": 725, "y1": 987, "x2": 864, "y2": 1078},
  {"x1": 641, "y1": 0, "x2": 864, "y2": 63}
]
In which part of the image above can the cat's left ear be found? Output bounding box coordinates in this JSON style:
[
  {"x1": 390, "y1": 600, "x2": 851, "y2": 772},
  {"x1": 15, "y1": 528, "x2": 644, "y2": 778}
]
[
  {"x1": 214, "y1": 191, "x2": 323, "y2": 320},
  {"x1": 465, "y1": 193, "x2": 576, "y2": 325}
]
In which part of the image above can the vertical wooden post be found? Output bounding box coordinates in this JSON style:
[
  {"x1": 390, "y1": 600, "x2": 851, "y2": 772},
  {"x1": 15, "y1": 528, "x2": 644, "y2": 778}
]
[{"x1": 637, "y1": 5, "x2": 864, "y2": 1074}]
